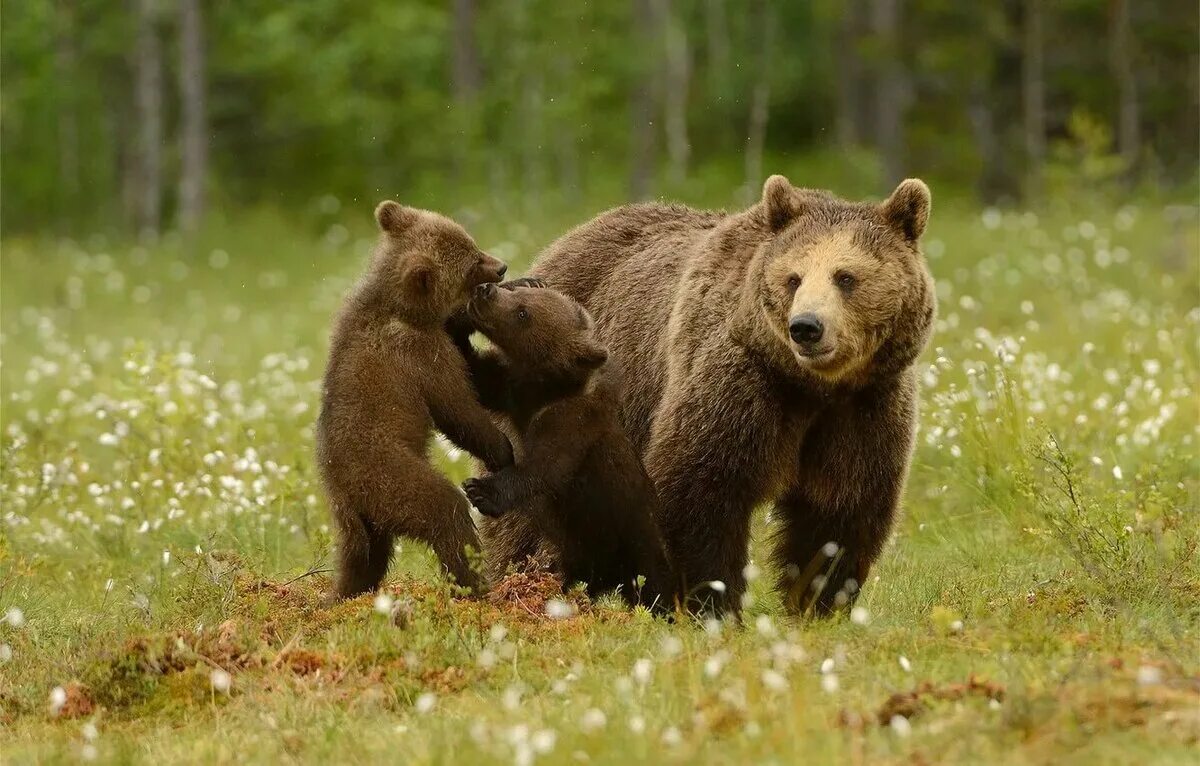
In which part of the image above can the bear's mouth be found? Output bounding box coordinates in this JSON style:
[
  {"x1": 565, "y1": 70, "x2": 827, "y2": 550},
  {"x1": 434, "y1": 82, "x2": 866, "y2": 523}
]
[{"x1": 793, "y1": 344, "x2": 835, "y2": 361}]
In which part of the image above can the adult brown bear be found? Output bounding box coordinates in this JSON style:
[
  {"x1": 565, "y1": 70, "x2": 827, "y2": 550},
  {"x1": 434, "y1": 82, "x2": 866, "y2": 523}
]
[{"x1": 529, "y1": 175, "x2": 935, "y2": 616}]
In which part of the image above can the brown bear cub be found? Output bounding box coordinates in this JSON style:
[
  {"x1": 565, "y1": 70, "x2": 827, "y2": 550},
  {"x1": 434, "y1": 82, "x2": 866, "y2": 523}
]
[
  {"x1": 317, "y1": 200, "x2": 517, "y2": 601},
  {"x1": 455, "y1": 284, "x2": 680, "y2": 612}
]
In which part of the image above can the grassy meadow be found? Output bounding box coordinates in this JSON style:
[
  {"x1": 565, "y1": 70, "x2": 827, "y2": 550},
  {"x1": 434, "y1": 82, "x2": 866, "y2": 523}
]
[{"x1": 1, "y1": 189, "x2": 1198, "y2": 764}]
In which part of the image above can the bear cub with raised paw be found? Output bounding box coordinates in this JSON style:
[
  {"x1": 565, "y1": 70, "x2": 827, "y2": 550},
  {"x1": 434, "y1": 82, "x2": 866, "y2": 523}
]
[
  {"x1": 457, "y1": 283, "x2": 681, "y2": 612},
  {"x1": 317, "y1": 201, "x2": 518, "y2": 602}
]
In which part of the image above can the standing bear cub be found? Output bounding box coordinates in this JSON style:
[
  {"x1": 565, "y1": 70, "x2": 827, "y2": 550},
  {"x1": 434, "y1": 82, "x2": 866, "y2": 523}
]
[
  {"x1": 317, "y1": 201, "x2": 515, "y2": 601},
  {"x1": 456, "y1": 284, "x2": 681, "y2": 612}
]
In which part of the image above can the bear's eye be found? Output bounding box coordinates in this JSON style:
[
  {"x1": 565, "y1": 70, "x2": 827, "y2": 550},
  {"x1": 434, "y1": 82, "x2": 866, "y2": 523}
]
[
  {"x1": 786, "y1": 274, "x2": 801, "y2": 291},
  {"x1": 516, "y1": 307, "x2": 529, "y2": 321},
  {"x1": 835, "y1": 272, "x2": 857, "y2": 291}
]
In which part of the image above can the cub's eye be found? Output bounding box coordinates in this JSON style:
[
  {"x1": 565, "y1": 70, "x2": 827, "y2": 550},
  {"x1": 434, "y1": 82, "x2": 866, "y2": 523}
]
[
  {"x1": 835, "y1": 272, "x2": 857, "y2": 290},
  {"x1": 516, "y1": 308, "x2": 529, "y2": 321},
  {"x1": 786, "y1": 274, "x2": 801, "y2": 290}
]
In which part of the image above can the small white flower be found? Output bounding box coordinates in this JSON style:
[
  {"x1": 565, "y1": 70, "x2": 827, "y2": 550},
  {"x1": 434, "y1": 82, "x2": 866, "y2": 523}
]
[
  {"x1": 373, "y1": 593, "x2": 394, "y2": 615},
  {"x1": 632, "y1": 658, "x2": 653, "y2": 685},
  {"x1": 489, "y1": 623, "x2": 508, "y2": 643},
  {"x1": 889, "y1": 715, "x2": 912, "y2": 736},
  {"x1": 661, "y1": 726, "x2": 683, "y2": 746},
  {"x1": 415, "y1": 692, "x2": 436, "y2": 714},
  {"x1": 531, "y1": 729, "x2": 556, "y2": 754},
  {"x1": 950, "y1": 619, "x2": 964, "y2": 633},
  {"x1": 989, "y1": 698, "x2": 1002, "y2": 710},
  {"x1": 210, "y1": 669, "x2": 232, "y2": 693},
  {"x1": 1112, "y1": 465, "x2": 1124, "y2": 480},
  {"x1": 743, "y1": 562, "x2": 761, "y2": 582},
  {"x1": 580, "y1": 708, "x2": 606, "y2": 731},
  {"x1": 704, "y1": 653, "x2": 725, "y2": 678},
  {"x1": 49, "y1": 686, "x2": 68, "y2": 715},
  {"x1": 761, "y1": 669, "x2": 787, "y2": 692},
  {"x1": 628, "y1": 715, "x2": 646, "y2": 734},
  {"x1": 4, "y1": 607, "x2": 25, "y2": 628},
  {"x1": 82, "y1": 722, "x2": 98, "y2": 741},
  {"x1": 755, "y1": 614, "x2": 776, "y2": 638},
  {"x1": 820, "y1": 657, "x2": 835, "y2": 674},
  {"x1": 707, "y1": 580, "x2": 726, "y2": 594},
  {"x1": 821, "y1": 541, "x2": 840, "y2": 557},
  {"x1": 660, "y1": 634, "x2": 683, "y2": 658},
  {"x1": 1136, "y1": 665, "x2": 1163, "y2": 686},
  {"x1": 502, "y1": 685, "x2": 522, "y2": 711},
  {"x1": 476, "y1": 648, "x2": 496, "y2": 669},
  {"x1": 0, "y1": 644, "x2": 12, "y2": 663},
  {"x1": 81, "y1": 744, "x2": 98, "y2": 761},
  {"x1": 544, "y1": 599, "x2": 576, "y2": 619},
  {"x1": 161, "y1": 550, "x2": 171, "y2": 567},
  {"x1": 821, "y1": 673, "x2": 839, "y2": 693},
  {"x1": 898, "y1": 656, "x2": 912, "y2": 673},
  {"x1": 850, "y1": 606, "x2": 870, "y2": 625}
]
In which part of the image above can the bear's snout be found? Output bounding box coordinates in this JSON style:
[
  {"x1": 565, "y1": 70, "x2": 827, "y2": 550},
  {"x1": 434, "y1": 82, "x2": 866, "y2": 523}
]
[{"x1": 788, "y1": 313, "x2": 824, "y2": 345}]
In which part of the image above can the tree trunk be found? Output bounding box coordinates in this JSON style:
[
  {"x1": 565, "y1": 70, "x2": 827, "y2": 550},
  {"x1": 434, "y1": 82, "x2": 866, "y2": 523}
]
[
  {"x1": 659, "y1": 0, "x2": 691, "y2": 184},
  {"x1": 834, "y1": 0, "x2": 864, "y2": 147},
  {"x1": 743, "y1": 0, "x2": 772, "y2": 202},
  {"x1": 134, "y1": 0, "x2": 163, "y2": 240},
  {"x1": 178, "y1": 0, "x2": 208, "y2": 235},
  {"x1": 452, "y1": 0, "x2": 482, "y2": 181},
  {"x1": 629, "y1": 0, "x2": 661, "y2": 200},
  {"x1": 705, "y1": 0, "x2": 730, "y2": 104},
  {"x1": 1021, "y1": 0, "x2": 1046, "y2": 196},
  {"x1": 1109, "y1": 0, "x2": 1140, "y2": 177},
  {"x1": 869, "y1": 0, "x2": 905, "y2": 189},
  {"x1": 53, "y1": 0, "x2": 80, "y2": 231}
]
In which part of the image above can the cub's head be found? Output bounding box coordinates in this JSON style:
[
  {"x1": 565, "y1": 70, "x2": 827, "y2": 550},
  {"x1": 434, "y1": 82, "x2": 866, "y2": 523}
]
[
  {"x1": 468, "y1": 284, "x2": 608, "y2": 384},
  {"x1": 747, "y1": 176, "x2": 935, "y2": 384},
  {"x1": 364, "y1": 201, "x2": 507, "y2": 323}
]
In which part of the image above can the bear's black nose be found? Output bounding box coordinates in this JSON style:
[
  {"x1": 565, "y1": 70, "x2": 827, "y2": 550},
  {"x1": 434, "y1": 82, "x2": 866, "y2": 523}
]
[
  {"x1": 475, "y1": 282, "x2": 498, "y2": 300},
  {"x1": 496, "y1": 262, "x2": 508, "y2": 279},
  {"x1": 789, "y1": 313, "x2": 824, "y2": 344}
]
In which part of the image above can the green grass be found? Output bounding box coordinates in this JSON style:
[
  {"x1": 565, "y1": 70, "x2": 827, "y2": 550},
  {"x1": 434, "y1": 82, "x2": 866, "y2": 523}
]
[{"x1": 1, "y1": 191, "x2": 1198, "y2": 764}]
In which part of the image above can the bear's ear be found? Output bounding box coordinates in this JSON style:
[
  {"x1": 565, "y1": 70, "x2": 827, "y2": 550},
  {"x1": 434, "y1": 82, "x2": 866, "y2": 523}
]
[
  {"x1": 375, "y1": 200, "x2": 420, "y2": 235},
  {"x1": 761, "y1": 174, "x2": 803, "y2": 232},
  {"x1": 400, "y1": 255, "x2": 435, "y2": 296},
  {"x1": 881, "y1": 179, "x2": 931, "y2": 241},
  {"x1": 574, "y1": 341, "x2": 608, "y2": 371}
]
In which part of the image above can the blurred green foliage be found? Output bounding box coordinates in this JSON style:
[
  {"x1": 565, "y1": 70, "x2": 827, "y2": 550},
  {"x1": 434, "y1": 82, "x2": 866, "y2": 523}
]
[{"x1": 1, "y1": 0, "x2": 1197, "y2": 237}]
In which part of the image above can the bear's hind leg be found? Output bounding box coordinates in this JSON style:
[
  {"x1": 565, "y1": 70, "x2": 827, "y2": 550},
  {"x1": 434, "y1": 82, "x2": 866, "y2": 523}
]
[
  {"x1": 332, "y1": 505, "x2": 395, "y2": 601},
  {"x1": 381, "y1": 463, "x2": 485, "y2": 594}
]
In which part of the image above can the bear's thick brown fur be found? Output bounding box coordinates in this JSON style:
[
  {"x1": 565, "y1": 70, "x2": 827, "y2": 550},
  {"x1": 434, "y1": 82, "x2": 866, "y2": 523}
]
[
  {"x1": 530, "y1": 176, "x2": 936, "y2": 616},
  {"x1": 454, "y1": 284, "x2": 680, "y2": 611},
  {"x1": 316, "y1": 201, "x2": 514, "y2": 601}
]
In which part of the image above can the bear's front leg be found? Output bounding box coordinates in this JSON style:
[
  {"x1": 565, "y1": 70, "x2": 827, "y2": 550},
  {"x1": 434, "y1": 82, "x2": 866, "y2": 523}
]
[
  {"x1": 644, "y1": 361, "x2": 784, "y2": 617},
  {"x1": 772, "y1": 374, "x2": 918, "y2": 616}
]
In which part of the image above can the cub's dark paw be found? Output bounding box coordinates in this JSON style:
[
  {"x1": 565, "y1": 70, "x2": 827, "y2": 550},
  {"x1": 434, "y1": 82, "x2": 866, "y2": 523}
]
[
  {"x1": 463, "y1": 477, "x2": 505, "y2": 518},
  {"x1": 499, "y1": 276, "x2": 546, "y2": 291}
]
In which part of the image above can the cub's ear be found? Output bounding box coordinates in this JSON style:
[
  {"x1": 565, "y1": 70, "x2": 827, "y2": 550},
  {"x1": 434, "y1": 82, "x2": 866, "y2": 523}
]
[
  {"x1": 574, "y1": 341, "x2": 609, "y2": 371},
  {"x1": 400, "y1": 255, "x2": 435, "y2": 296},
  {"x1": 881, "y1": 178, "x2": 931, "y2": 241},
  {"x1": 375, "y1": 200, "x2": 420, "y2": 235},
  {"x1": 761, "y1": 174, "x2": 803, "y2": 232}
]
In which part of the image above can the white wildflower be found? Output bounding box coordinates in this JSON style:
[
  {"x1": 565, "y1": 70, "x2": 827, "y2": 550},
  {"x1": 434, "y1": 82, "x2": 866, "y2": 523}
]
[{"x1": 210, "y1": 669, "x2": 232, "y2": 693}]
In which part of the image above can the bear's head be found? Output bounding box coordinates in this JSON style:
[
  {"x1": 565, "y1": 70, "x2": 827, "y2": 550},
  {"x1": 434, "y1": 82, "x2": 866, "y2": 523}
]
[
  {"x1": 742, "y1": 176, "x2": 935, "y2": 386},
  {"x1": 468, "y1": 284, "x2": 609, "y2": 387},
  {"x1": 361, "y1": 200, "x2": 508, "y2": 325}
]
